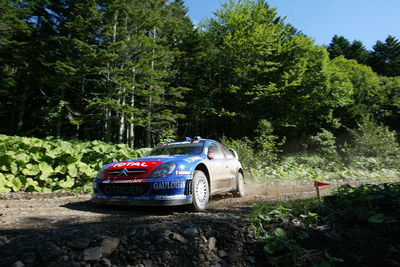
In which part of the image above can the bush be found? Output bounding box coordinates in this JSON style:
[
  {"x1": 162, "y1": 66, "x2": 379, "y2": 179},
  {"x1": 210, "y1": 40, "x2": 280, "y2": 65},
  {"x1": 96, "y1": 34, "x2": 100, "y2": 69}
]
[
  {"x1": 220, "y1": 136, "x2": 259, "y2": 170},
  {"x1": 308, "y1": 128, "x2": 337, "y2": 157},
  {"x1": 254, "y1": 120, "x2": 283, "y2": 162},
  {"x1": 221, "y1": 120, "x2": 282, "y2": 172},
  {"x1": 351, "y1": 120, "x2": 399, "y2": 158},
  {"x1": 345, "y1": 120, "x2": 400, "y2": 169},
  {"x1": 0, "y1": 134, "x2": 149, "y2": 193}
]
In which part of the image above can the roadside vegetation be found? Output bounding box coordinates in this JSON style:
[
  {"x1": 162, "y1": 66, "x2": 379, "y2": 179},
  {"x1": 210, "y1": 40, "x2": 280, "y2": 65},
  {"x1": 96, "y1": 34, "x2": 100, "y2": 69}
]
[
  {"x1": 252, "y1": 182, "x2": 400, "y2": 266},
  {"x1": 0, "y1": 134, "x2": 149, "y2": 193},
  {"x1": 222, "y1": 119, "x2": 400, "y2": 185},
  {"x1": 1, "y1": 115, "x2": 399, "y2": 194}
]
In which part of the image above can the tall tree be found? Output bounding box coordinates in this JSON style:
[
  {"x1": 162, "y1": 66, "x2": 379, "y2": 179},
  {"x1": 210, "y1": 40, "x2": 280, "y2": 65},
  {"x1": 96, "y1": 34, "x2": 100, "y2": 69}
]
[
  {"x1": 369, "y1": 35, "x2": 400, "y2": 77},
  {"x1": 186, "y1": 0, "x2": 353, "y2": 144},
  {"x1": 327, "y1": 35, "x2": 369, "y2": 64},
  {"x1": 330, "y1": 56, "x2": 382, "y2": 129},
  {"x1": 0, "y1": 0, "x2": 192, "y2": 146}
]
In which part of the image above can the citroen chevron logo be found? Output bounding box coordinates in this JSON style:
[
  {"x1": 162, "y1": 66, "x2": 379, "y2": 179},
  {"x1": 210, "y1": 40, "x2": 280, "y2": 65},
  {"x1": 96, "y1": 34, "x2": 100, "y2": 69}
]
[{"x1": 118, "y1": 168, "x2": 129, "y2": 176}]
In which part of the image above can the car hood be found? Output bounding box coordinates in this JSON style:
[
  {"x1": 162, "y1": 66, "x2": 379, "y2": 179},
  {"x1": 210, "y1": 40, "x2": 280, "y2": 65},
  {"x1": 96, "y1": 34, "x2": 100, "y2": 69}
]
[{"x1": 103, "y1": 154, "x2": 204, "y2": 180}]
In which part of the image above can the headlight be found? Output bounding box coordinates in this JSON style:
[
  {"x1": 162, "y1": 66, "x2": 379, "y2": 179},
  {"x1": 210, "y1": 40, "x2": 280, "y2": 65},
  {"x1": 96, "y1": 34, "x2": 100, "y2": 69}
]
[
  {"x1": 96, "y1": 166, "x2": 106, "y2": 180},
  {"x1": 149, "y1": 162, "x2": 176, "y2": 178}
]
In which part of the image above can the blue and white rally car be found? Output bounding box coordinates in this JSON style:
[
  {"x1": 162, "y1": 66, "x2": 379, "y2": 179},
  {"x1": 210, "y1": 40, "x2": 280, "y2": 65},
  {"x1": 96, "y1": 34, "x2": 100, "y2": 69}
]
[{"x1": 92, "y1": 137, "x2": 245, "y2": 211}]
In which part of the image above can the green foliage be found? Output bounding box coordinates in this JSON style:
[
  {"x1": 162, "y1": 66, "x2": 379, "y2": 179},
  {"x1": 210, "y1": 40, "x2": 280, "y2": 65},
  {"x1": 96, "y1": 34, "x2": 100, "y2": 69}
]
[
  {"x1": 1, "y1": 0, "x2": 400, "y2": 164},
  {"x1": 346, "y1": 120, "x2": 400, "y2": 169},
  {"x1": 327, "y1": 35, "x2": 370, "y2": 64},
  {"x1": 252, "y1": 199, "x2": 325, "y2": 266},
  {"x1": 254, "y1": 120, "x2": 283, "y2": 161},
  {"x1": 323, "y1": 183, "x2": 400, "y2": 226},
  {"x1": 0, "y1": 134, "x2": 148, "y2": 193},
  {"x1": 221, "y1": 122, "x2": 282, "y2": 177},
  {"x1": 0, "y1": 0, "x2": 192, "y2": 147},
  {"x1": 220, "y1": 136, "x2": 258, "y2": 170},
  {"x1": 369, "y1": 35, "x2": 400, "y2": 77},
  {"x1": 252, "y1": 182, "x2": 400, "y2": 266},
  {"x1": 308, "y1": 129, "x2": 337, "y2": 157}
]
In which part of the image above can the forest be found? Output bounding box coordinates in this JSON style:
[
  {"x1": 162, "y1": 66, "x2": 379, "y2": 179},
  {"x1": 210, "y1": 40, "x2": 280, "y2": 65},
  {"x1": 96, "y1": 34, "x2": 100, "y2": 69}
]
[{"x1": 1, "y1": 0, "x2": 400, "y2": 151}]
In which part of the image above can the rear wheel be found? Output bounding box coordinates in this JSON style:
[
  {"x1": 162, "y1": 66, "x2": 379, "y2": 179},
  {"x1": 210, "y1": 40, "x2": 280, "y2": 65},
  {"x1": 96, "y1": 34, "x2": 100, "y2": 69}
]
[
  {"x1": 191, "y1": 170, "x2": 209, "y2": 212},
  {"x1": 234, "y1": 172, "x2": 245, "y2": 197}
]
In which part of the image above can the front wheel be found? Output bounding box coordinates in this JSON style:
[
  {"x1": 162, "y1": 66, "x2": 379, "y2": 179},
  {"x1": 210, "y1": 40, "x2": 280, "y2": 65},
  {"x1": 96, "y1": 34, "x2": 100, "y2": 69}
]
[
  {"x1": 234, "y1": 172, "x2": 245, "y2": 197},
  {"x1": 191, "y1": 170, "x2": 209, "y2": 212}
]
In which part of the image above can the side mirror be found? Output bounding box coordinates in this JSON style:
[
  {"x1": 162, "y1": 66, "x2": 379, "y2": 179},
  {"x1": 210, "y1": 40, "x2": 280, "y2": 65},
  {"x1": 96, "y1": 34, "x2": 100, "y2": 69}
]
[
  {"x1": 230, "y1": 149, "x2": 239, "y2": 159},
  {"x1": 208, "y1": 151, "x2": 215, "y2": 160}
]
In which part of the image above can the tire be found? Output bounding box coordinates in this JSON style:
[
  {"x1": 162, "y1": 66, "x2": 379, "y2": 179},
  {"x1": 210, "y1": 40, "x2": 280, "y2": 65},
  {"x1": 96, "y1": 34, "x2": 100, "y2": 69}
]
[
  {"x1": 234, "y1": 172, "x2": 245, "y2": 197},
  {"x1": 191, "y1": 170, "x2": 209, "y2": 212}
]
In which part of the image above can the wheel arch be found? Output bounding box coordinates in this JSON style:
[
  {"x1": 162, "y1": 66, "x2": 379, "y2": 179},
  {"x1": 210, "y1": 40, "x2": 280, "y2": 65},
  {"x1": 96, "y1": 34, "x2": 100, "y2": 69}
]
[
  {"x1": 238, "y1": 168, "x2": 244, "y2": 178},
  {"x1": 194, "y1": 163, "x2": 210, "y2": 190}
]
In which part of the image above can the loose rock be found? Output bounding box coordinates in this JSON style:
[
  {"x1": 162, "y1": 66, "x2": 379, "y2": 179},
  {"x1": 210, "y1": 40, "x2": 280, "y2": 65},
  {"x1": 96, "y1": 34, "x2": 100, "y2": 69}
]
[
  {"x1": 169, "y1": 232, "x2": 186, "y2": 243},
  {"x1": 67, "y1": 239, "x2": 91, "y2": 250},
  {"x1": 83, "y1": 247, "x2": 102, "y2": 261},
  {"x1": 101, "y1": 237, "x2": 120, "y2": 257},
  {"x1": 208, "y1": 237, "x2": 217, "y2": 251}
]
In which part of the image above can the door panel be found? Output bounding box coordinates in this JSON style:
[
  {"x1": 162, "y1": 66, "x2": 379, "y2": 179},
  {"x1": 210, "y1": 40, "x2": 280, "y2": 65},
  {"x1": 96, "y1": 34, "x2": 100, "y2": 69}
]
[{"x1": 208, "y1": 142, "x2": 230, "y2": 193}]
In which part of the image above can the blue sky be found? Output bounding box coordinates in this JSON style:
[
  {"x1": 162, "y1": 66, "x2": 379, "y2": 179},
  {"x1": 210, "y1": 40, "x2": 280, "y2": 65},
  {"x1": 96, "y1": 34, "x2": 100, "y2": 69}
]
[{"x1": 184, "y1": 0, "x2": 400, "y2": 50}]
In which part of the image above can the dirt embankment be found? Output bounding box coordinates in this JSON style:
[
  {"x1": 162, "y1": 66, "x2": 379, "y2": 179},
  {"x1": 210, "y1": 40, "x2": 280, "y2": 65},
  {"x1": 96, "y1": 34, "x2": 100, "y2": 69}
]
[{"x1": 0, "y1": 184, "x2": 328, "y2": 267}]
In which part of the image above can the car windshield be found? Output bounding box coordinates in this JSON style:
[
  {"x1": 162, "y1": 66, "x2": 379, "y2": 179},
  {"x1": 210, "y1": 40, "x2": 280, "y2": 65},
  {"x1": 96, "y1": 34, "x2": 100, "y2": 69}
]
[{"x1": 149, "y1": 141, "x2": 205, "y2": 156}]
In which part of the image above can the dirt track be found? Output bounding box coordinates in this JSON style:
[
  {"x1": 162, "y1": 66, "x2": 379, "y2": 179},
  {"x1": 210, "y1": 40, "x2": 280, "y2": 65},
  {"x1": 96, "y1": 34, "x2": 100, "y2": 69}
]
[{"x1": 0, "y1": 184, "x2": 331, "y2": 267}]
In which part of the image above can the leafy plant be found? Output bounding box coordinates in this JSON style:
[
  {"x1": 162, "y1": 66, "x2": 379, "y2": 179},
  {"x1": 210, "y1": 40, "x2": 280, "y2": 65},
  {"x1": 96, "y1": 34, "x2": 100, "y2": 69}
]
[
  {"x1": 0, "y1": 134, "x2": 149, "y2": 193},
  {"x1": 349, "y1": 120, "x2": 400, "y2": 160},
  {"x1": 308, "y1": 129, "x2": 338, "y2": 158},
  {"x1": 252, "y1": 182, "x2": 400, "y2": 266}
]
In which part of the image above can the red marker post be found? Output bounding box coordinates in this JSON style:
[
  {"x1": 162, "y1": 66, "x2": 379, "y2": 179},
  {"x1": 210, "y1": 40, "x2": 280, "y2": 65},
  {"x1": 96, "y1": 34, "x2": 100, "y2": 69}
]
[{"x1": 314, "y1": 181, "x2": 330, "y2": 200}]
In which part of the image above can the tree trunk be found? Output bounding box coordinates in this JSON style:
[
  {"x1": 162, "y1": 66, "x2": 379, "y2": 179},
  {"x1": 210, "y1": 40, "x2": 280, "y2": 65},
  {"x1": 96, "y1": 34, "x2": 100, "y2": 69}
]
[
  {"x1": 118, "y1": 88, "x2": 126, "y2": 143},
  {"x1": 128, "y1": 68, "x2": 136, "y2": 147}
]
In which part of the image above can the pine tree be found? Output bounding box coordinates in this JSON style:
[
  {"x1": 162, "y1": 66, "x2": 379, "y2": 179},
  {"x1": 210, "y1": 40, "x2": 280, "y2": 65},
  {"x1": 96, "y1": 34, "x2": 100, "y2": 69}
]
[{"x1": 369, "y1": 35, "x2": 400, "y2": 77}]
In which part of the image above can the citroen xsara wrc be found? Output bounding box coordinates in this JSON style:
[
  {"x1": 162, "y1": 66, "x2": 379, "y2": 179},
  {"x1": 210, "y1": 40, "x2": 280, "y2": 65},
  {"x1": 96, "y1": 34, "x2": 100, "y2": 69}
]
[{"x1": 92, "y1": 137, "x2": 244, "y2": 211}]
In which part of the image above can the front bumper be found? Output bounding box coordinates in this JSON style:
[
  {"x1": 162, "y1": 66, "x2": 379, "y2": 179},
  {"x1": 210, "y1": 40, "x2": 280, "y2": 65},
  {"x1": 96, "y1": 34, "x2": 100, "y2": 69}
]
[
  {"x1": 91, "y1": 177, "x2": 192, "y2": 206},
  {"x1": 91, "y1": 195, "x2": 192, "y2": 206}
]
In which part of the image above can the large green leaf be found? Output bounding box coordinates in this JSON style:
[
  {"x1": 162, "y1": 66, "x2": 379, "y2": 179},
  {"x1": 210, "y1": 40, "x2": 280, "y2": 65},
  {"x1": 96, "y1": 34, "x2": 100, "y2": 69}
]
[
  {"x1": 54, "y1": 165, "x2": 67, "y2": 174},
  {"x1": 12, "y1": 177, "x2": 23, "y2": 191},
  {"x1": 15, "y1": 153, "x2": 31, "y2": 163},
  {"x1": 46, "y1": 149, "x2": 59, "y2": 159},
  {"x1": 66, "y1": 155, "x2": 80, "y2": 164},
  {"x1": 58, "y1": 176, "x2": 75, "y2": 188},
  {"x1": 22, "y1": 164, "x2": 40, "y2": 176},
  {"x1": 25, "y1": 178, "x2": 40, "y2": 191},
  {"x1": 67, "y1": 163, "x2": 78, "y2": 177},
  {"x1": 10, "y1": 163, "x2": 19, "y2": 175},
  {"x1": 39, "y1": 162, "x2": 53, "y2": 180},
  {"x1": 0, "y1": 173, "x2": 12, "y2": 192}
]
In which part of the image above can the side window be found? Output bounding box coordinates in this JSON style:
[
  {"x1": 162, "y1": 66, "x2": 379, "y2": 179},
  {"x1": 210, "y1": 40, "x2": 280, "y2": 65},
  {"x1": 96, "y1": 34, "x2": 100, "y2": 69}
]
[
  {"x1": 208, "y1": 142, "x2": 225, "y2": 159},
  {"x1": 220, "y1": 144, "x2": 234, "y2": 159}
]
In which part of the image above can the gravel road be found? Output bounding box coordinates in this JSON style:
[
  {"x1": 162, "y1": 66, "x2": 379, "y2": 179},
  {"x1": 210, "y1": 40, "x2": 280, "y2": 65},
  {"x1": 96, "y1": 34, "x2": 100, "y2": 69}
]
[{"x1": 0, "y1": 183, "x2": 329, "y2": 267}]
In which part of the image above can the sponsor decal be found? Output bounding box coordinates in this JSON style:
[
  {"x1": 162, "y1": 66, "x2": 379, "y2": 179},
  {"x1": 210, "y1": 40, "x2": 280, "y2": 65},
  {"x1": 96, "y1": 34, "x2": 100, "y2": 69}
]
[
  {"x1": 146, "y1": 155, "x2": 173, "y2": 158},
  {"x1": 153, "y1": 180, "x2": 185, "y2": 190},
  {"x1": 109, "y1": 179, "x2": 145, "y2": 183},
  {"x1": 164, "y1": 141, "x2": 191, "y2": 146},
  {"x1": 103, "y1": 184, "x2": 146, "y2": 196},
  {"x1": 111, "y1": 161, "x2": 148, "y2": 168}
]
